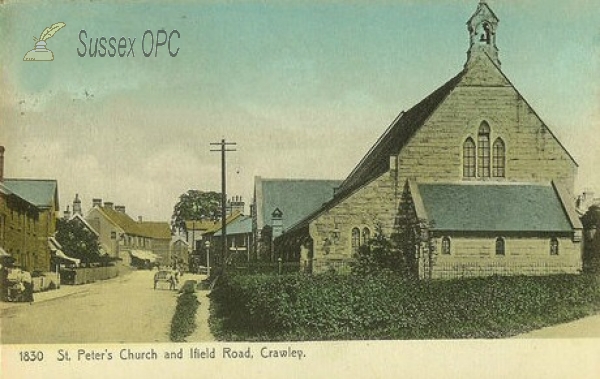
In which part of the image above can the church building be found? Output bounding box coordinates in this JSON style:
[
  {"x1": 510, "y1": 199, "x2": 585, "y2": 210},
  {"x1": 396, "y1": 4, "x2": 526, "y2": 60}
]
[{"x1": 276, "y1": 1, "x2": 583, "y2": 278}]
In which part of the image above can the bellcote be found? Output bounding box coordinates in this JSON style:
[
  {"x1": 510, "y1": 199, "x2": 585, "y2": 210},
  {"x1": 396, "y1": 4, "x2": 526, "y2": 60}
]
[{"x1": 466, "y1": 1, "x2": 500, "y2": 67}]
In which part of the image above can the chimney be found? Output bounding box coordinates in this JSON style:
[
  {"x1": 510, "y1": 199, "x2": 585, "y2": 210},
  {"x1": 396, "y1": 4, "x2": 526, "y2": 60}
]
[
  {"x1": 63, "y1": 205, "x2": 71, "y2": 220},
  {"x1": 92, "y1": 198, "x2": 102, "y2": 207},
  {"x1": 230, "y1": 195, "x2": 245, "y2": 215},
  {"x1": 271, "y1": 208, "x2": 283, "y2": 238},
  {"x1": 115, "y1": 205, "x2": 126, "y2": 213},
  {"x1": 138, "y1": 216, "x2": 143, "y2": 222},
  {"x1": 0, "y1": 145, "x2": 4, "y2": 182},
  {"x1": 73, "y1": 193, "x2": 82, "y2": 216},
  {"x1": 104, "y1": 202, "x2": 114, "y2": 210}
]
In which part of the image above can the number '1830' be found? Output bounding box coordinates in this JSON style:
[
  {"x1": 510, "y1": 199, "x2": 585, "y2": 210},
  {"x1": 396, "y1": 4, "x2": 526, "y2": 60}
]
[{"x1": 19, "y1": 351, "x2": 44, "y2": 362}]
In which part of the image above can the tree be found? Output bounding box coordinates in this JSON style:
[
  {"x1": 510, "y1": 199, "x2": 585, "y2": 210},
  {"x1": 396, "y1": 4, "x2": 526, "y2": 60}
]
[
  {"x1": 171, "y1": 190, "x2": 222, "y2": 235},
  {"x1": 351, "y1": 225, "x2": 407, "y2": 277},
  {"x1": 55, "y1": 218, "x2": 103, "y2": 265}
]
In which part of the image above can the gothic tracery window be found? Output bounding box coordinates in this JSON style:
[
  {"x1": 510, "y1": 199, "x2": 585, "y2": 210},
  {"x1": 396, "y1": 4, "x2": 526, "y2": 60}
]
[
  {"x1": 492, "y1": 138, "x2": 505, "y2": 177},
  {"x1": 478, "y1": 122, "x2": 490, "y2": 178},
  {"x1": 495, "y1": 237, "x2": 505, "y2": 256},
  {"x1": 463, "y1": 137, "x2": 476, "y2": 178},
  {"x1": 351, "y1": 228, "x2": 360, "y2": 255},
  {"x1": 362, "y1": 227, "x2": 371, "y2": 246},
  {"x1": 441, "y1": 237, "x2": 451, "y2": 255}
]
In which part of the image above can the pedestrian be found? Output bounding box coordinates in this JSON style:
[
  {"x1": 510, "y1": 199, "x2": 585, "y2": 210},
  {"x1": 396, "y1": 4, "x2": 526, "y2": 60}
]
[
  {"x1": 21, "y1": 270, "x2": 34, "y2": 304},
  {"x1": 169, "y1": 272, "x2": 176, "y2": 291}
]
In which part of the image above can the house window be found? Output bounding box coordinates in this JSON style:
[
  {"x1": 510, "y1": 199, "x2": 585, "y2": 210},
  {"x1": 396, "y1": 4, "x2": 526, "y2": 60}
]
[
  {"x1": 550, "y1": 238, "x2": 559, "y2": 255},
  {"x1": 362, "y1": 227, "x2": 371, "y2": 246},
  {"x1": 495, "y1": 237, "x2": 505, "y2": 255},
  {"x1": 478, "y1": 122, "x2": 490, "y2": 177},
  {"x1": 492, "y1": 138, "x2": 505, "y2": 177},
  {"x1": 463, "y1": 137, "x2": 476, "y2": 178},
  {"x1": 351, "y1": 228, "x2": 361, "y2": 255},
  {"x1": 441, "y1": 237, "x2": 451, "y2": 255}
]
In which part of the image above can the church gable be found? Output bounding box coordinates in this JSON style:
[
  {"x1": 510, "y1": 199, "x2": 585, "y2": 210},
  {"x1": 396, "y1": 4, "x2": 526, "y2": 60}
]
[{"x1": 396, "y1": 51, "x2": 577, "y2": 191}]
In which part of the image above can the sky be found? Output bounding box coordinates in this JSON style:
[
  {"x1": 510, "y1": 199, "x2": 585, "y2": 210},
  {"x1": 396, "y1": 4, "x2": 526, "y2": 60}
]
[{"x1": 1, "y1": 0, "x2": 599, "y2": 223}]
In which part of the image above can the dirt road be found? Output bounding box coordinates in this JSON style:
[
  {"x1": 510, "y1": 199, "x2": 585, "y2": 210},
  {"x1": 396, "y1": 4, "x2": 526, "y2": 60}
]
[{"x1": 1, "y1": 270, "x2": 200, "y2": 344}]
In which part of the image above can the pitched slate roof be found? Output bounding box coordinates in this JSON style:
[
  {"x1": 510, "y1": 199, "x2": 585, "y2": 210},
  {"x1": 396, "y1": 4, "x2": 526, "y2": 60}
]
[
  {"x1": 204, "y1": 211, "x2": 243, "y2": 234},
  {"x1": 255, "y1": 177, "x2": 342, "y2": 232},
  {"x1": 416, "y1": 182, "x2": 574, "y2": 233},
  {"x1": 335, "y1": 71, "x2": 465, "y2": 199},
  {"x1": 214, "y1": 215, "x2": 252, "y2": 237},
  {"x1": 3, "y1": 179, "x2": 58, "y2": 209}
]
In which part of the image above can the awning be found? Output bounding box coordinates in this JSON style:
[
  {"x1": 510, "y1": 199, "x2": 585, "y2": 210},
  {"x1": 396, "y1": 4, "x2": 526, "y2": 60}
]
[
  {"x1": 130, "y1": 250, "x2": 158, "y2": 263},
  {"x1": 48, "y1": 237, "x2": 63, "y2": 250},
  {"x1": 48, "y1": 238, "x2": 81, "y2": 266},
  {"x1": 53, "y1": 250, "x2": 81, "y2": 266}
]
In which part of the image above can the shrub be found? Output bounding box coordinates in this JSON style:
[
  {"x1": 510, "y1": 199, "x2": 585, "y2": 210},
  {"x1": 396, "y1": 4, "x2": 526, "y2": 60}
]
[
  {"x1": 170, "y1": 292, "x2": 200, "y2": 342},
  {"x1": 209, "y1": 272, "x2": 600, "y2": 341}
]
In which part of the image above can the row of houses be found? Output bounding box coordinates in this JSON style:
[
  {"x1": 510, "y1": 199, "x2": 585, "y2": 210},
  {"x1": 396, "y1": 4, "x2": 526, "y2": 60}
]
[{"x1": 0, "y1": 144, "x2": 177, "y2": 275}]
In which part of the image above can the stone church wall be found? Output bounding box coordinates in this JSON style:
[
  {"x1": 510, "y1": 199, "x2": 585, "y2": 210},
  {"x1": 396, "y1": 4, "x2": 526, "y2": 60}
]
[
  {"x1": 309, "y1": 172, "x2": 397, "y2": 273},
  {"x1": 427, "y1": 235, "x2": 582, "y2": 279}
]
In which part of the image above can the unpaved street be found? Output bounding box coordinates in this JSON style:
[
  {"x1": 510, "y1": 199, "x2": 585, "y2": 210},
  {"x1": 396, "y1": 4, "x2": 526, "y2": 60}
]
[{"x1": 1, "y1": 270, "x2": 208, "y2": 344}]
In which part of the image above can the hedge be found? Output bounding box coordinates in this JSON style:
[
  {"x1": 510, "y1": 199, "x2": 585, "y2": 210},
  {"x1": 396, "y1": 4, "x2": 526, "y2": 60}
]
[
  {"x1": 209, "y1": 272, "x2": 600, "y2": 341},
  {"x1": 170, "y1": 292, "x2": 200, "y2": 342}
]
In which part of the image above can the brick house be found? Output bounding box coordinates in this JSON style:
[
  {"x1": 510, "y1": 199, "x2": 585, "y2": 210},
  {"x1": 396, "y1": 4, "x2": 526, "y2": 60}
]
[
  {"x1": 277, "y1": 1, "x2": 583, "y2": 278},
  {"x1": 0, "y1": 147, "x2": 60, "y2": 273}
]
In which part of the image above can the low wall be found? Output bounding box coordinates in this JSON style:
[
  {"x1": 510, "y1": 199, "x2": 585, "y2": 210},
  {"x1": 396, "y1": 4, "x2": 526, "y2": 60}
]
[
  {"x1": 32, "y1": 273, "x2": 60, "y2": 293},
  {"x1": 60, "y1": 266, "x2": 119, "y2": 285}
]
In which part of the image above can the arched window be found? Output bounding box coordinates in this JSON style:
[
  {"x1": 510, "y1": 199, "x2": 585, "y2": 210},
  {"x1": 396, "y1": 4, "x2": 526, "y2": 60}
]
[
  {"x1": 550, "y1": 238, "x2": 559, "y2": 255},
  {"x1": 441, "y1": 237, "x2": 451, "y2": 255},
  {"x1": 495, "y1": 237, "x2": 505, "y2": 256},
  {"x1": 478, "y1": 122, "x2": 490, "y2": 178},
  {"x1": 492, "y1": 138, "x2": 505, "y2": 177},
  {"x1": 362, "y1": 227, "x2": 371, "y2": 246},
  {"x1": 463, "y1": 138, "x2": 476, "y2": 178},
  {"x1": 351, "y1": 228, "x2": 361, "y2": 255}
]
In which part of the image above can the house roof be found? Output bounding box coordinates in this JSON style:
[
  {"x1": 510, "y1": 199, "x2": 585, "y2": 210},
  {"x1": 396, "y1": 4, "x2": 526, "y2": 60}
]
[
  {"x1": 204, "y1": 211, "x2": 244, "y2": 234},
  {"x1": 138, "y1": 221, "x2": 172, "y2": 239},
  {"x1": 98, "y1": 206, "x2": 142, "y2": 235},
  {"x1": 3, "y1": 179, "x2": 58, "y2": 209},
  {"x1": 415, "y1": 182, "x2": 574, "y2": 233},
  {"x1": 185, "y1": 219, "x2": 218, "y2": 231},
  {"x1": 335, "y1": 71, "x2": 465, "y2": 199},
  {"x1": 93, "y1": 206, "x2": 170, "y2": 238},
  {"x1": 255, "y1": 177, "x2": 342, "y2": 232},
  {"x1": 213, "y1": 215, "x2": 252, "y2": 237},
  {"x1": 69, "y1": 213, "x2": 99, "y2": 236}
]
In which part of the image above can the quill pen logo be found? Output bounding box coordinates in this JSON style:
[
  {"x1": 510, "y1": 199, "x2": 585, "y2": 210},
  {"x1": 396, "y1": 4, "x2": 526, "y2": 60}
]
[{"x1": 23, "y1": 22, "x2": 66, "y2": 61}]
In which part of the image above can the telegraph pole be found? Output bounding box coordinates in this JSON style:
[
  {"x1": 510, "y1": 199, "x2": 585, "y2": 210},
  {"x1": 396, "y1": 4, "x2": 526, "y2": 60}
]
[{"x1": 210, "y1": 139, "x2": 236, "y2": 273}]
